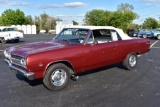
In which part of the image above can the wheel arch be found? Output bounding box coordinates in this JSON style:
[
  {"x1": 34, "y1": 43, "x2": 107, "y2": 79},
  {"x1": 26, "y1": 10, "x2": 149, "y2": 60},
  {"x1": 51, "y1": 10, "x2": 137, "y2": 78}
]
[
  {"x1": 44, "y1": 60, "x2": 75, "y2": 76},
  {"x1": 135, "y1": 52, "x2": 141, "y2": 55},
  {"x1": 123, "y1": 52, "x2": 140, "y2": 62},
  {"x1": 126, "y1": 52, "x2": 140, "y2": 57}
]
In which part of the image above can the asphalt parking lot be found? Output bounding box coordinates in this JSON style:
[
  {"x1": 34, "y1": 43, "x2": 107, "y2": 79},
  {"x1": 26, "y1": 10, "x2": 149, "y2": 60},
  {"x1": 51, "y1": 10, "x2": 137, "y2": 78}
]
[{"x1": 0, "y1": 35, "x2": 160, "y2": 107}]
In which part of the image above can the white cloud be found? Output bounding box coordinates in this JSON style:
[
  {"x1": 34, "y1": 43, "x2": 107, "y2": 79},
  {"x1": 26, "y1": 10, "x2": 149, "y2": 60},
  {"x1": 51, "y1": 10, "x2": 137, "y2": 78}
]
[
  {"x1": 145, "y1": 3, "x2": 160, "y2": 6},
  {"x1": 36, "y1": 2, "x2": 87, "y2": 9},
  {"x1": 76, "y1": 14, "x2": 85, "y2": 17},
  {"x1": 0, "y1": 0, "x2": 7, "y2": 4},
  {"x1": 36, "y1": 4, "x2": 63, "y2": 9},
  {"x1": 64, "y1": 2, "x2": 87, "y2": 8},
  {"x1": 55, "y1": 14, "x2": 66, "y2": 17},
  {"x1": 0, "y1": 0, "x2": 30, "y2": 6},
  {"x1": 8, "y1": 1, "x2": 30, "y2": 6},
  {"x1": 55, "y1": 14, "x2": 85, "y2": 17}
]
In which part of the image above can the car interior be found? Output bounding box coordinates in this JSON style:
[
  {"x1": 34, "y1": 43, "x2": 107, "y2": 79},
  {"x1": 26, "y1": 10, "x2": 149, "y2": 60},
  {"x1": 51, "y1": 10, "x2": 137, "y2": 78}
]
[{"x1": 87, "y1": 29, "x2": 121, "y2": 44}]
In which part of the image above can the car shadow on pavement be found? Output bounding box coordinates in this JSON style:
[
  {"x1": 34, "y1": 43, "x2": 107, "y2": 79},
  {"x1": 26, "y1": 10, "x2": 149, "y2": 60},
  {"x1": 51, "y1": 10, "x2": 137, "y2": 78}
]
[
  {"x1": 15, "y1": 63, "x2": 126, "y2": 86},
  {"x1": 7, "y1": 40, "x2": 25, "y2": 44},
  {"x1": 77, "y1": 63, "x2": 126, "y2": 77},
  {"x1": 16, "y1": 74, "x2": 43, "y2": 86}
]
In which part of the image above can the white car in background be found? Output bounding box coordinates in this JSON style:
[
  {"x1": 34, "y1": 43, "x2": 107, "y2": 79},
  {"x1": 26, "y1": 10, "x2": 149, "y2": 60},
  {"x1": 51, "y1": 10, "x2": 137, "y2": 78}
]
[{"x1": 0, "y1": 27, "x2": 24, "y2": 43}]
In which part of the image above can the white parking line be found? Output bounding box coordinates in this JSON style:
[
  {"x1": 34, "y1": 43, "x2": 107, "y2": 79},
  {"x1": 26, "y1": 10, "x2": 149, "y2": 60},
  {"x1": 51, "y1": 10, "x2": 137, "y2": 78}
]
[
  {"x1": 151, "y1": 47, "x2": 160, "y2": 49},
  {"x1": 150, "y1": 40, "x2": 158, "y2": 48}
]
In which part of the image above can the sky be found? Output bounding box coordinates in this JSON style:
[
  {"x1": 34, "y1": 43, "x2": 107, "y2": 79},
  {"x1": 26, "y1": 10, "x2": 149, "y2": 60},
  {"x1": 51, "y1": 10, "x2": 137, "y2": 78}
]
[{"x1": 0, "y1": 0, "x2": 160, "y2": 25}]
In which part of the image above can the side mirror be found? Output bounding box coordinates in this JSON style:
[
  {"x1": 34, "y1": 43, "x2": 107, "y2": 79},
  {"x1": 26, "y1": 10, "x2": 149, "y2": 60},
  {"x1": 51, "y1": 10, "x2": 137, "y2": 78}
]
[{"x1": 93, "y1": 40, "x2": 98, "y2": 45}]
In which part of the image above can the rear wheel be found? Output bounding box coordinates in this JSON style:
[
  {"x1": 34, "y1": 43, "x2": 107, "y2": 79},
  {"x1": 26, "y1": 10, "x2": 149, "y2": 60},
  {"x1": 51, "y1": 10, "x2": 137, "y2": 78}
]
[
  {"x1": 43, "y1": 63, "x2": 71, "y2": 91},
  {"x1": 0, "y1": 38, "x2": 7, "y2": 43},
  {"x1": 123, "y1": 53, "x2": 138, "y2": 70}
]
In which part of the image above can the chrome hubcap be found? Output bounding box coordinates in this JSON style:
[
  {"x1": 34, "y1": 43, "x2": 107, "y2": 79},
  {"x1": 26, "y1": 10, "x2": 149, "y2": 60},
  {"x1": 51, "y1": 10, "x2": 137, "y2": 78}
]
[
  {"x1": 51, "y1": 69, "x2": 67, "y2": 86},
  {"x1": 1, "y1": 39, "x2": 6, "y2": 43},
  {"x1": 158, "y1": 35, "x2": 160, "y2": 39},
  {"x1": 129, "y1": 55, "x2": 136, "y2": 67}
]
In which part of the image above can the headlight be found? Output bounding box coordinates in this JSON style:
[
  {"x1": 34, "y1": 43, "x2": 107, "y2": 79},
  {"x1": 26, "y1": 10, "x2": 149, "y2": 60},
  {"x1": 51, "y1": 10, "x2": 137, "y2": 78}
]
[
  {"x1": 4, "y1": 50, "x2": 11, "y2": 58},
  {"x1": 20, "y1": 58, "x2": 26, "y2": 67},
  {"x1": 4, "y1": 50, "x2": 7, "y2": 57}
]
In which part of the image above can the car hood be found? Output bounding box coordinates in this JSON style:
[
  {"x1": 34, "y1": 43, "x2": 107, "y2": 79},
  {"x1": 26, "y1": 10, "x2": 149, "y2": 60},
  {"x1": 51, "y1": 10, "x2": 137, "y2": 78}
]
[{"x1": 7, "y1": 40, "x2": 71, "y2": 57}]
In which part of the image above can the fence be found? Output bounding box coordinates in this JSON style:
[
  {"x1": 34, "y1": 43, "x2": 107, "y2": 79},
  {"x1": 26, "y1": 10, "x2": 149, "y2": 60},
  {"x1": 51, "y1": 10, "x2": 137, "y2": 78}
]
[{"x1": 11, "y1": 25, "x2": 37, "y2": 34}]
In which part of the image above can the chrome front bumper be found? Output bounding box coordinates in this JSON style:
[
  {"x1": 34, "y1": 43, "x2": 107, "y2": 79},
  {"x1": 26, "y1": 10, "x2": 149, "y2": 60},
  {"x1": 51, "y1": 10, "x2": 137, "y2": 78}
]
[{"x1": 4, "y1": 58, "x2": 35, "y2": 80}]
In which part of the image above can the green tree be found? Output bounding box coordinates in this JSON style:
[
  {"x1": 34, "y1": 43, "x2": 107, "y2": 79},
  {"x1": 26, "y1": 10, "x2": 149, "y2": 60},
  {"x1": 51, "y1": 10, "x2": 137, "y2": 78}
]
[
  {"x1": 49, "y1": 16, "x2": 57, "y2": 30},
  {"x1": 39, "y1": 13, "x2": 58, "y2": 32},
  {"x1": 72, "y1": 20, "x2": 78, "y2": 25},
  {"x1": 34, "y1": 16, "x2": 41, "y2": 33},
  {"x1": 40, "y1": 13, "x2": 49, "y2": 31},
  {"x1": 84, "y1": 9, "x2": 111, "y2": 26},
  {"x1": 34, "y1": 14, "x2": 59, "y2": 33},
  {"x1": 0, "y1": 16, "x2": 2, "y2": 25},
  {"x1": 117, "y1": 3, "x2": 134, "y2": 12},
  {"x1": 128, "y1": 23, "x2": 141, "y2": 30},
  {"x1": 24, "y1": 15, "x2": 33, "y2": 25},
  {"x1": 143, "y1": 17, "x2": 159, "y2": 29},
  {"x1": 83, "y1": 3, "x2": 137, "y2": 32},
  {"x1": 1, "y1": 9, "x2": 26, "y2": 25}
]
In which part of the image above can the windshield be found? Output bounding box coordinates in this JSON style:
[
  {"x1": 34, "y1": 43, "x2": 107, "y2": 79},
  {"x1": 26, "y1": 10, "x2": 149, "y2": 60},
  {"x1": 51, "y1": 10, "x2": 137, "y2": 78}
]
[
  {"x1": 55, "y1": 28, "x2": 89, "y2": 44},
  {"x1": 2, "y1": 28, "x2": 16, "y2": 32}
]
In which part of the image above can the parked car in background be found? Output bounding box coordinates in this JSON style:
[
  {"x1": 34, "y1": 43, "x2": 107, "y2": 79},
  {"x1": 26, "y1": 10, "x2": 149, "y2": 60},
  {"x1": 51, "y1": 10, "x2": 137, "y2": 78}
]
[
  {"x1": 151, "y1": 29, "x2": 160, "y2": 40},
  {"x1": 39, "y1": 30, "x2": 46, "y2": 34},
  {"x1": 138, "y1": 29, "x2": 153, "y2": 38},
  {"x1": 0, "y1": 27, "x2": 24, "y2": 43},
  {"x1": 4, "y1": 26, "x2": 150, "y2": 91},
  {"x1": 127, "y1": 29, "x2": 135, "y2": 36},
  {"x1": 132, "y1": 30, "x2": 140, "y2": 37},
  {"x1": 127, "y1": 29, "x2": 140, "y2": 37}
]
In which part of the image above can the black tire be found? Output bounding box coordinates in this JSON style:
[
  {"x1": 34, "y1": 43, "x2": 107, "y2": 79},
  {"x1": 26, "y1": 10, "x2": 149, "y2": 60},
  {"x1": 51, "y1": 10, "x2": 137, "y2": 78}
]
[
  {"x1": 123, "y1": 53, "x2": 138, "y2": 70},
  {"x1": 14, "y1": 39, "x2": 19, "y2": 43},
  {"x1": 0, "y1": 38, "x2": 7, "y2": 43},
  {"x1": 43, "y1": 63, "x2": 71, "y2": 91}
]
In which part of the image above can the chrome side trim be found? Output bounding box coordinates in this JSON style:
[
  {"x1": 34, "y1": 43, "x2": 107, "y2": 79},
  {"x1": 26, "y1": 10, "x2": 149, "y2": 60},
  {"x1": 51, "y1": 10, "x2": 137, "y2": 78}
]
[{"x1": 4, "y1": 58, "x2": 35, "y2": 80}]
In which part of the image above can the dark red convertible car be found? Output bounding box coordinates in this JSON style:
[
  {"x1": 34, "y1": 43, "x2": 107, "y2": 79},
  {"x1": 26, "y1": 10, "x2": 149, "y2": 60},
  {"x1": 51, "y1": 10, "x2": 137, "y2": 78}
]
[{"x1": 4, "y1": 26, "x2": 150, "y2": 90}]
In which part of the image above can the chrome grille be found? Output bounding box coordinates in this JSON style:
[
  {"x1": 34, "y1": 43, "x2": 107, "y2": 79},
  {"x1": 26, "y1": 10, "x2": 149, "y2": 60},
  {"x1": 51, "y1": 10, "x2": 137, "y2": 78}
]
[
  {"x1": 10, "y1": 54, "x2": 22, "y2": 67},
  {"x1": 11, "y1": 54, "x2": 21, "y2": 60}
]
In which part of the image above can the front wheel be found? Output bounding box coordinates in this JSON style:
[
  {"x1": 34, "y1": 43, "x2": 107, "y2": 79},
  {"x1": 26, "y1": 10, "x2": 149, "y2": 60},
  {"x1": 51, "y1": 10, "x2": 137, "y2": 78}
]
[
  {"x1": 123, "y1": 53, "x2": 138, "y2": 70},
  {"x1": 43, "y1": 63, "x2": 71, "y2": 91}
]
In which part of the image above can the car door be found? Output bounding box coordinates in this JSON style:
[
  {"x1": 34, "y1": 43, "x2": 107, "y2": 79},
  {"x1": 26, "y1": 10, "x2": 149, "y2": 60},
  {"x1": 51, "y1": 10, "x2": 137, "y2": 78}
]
[{"x1": 82, "y1": 29, "x2": 117, "y2": 71}]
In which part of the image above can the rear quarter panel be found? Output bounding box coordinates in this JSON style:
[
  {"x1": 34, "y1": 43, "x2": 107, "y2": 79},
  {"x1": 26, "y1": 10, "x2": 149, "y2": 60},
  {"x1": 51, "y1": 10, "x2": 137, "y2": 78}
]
[
  {"x1": 136, "y1": 38, "x2": 150, "y2": 54},
  {"x1": 115, "y1": 38, "x2": 150, "y2": 62}
]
